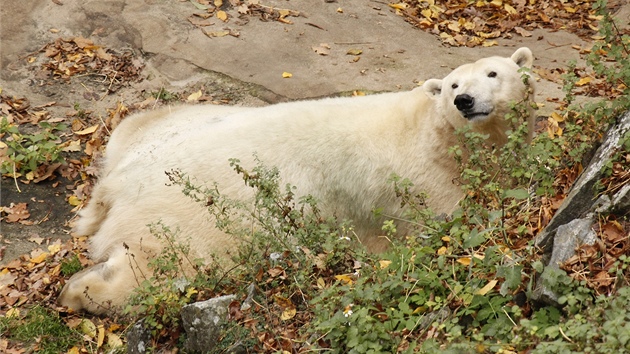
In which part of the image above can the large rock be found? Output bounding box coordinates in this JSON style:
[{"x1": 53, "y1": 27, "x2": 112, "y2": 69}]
[
  {"x1": 126, "y1": 320, "x2": 152, "y2": 354},
  {"x1": 181, "y1": 294, "x2": 236, "y2": 353},
  {"x1": 533, "y1": 111, "x2": 630, "y2": 304},
  {"x1": 536, "y1": 111, "x2": 630, "y2": 253}
]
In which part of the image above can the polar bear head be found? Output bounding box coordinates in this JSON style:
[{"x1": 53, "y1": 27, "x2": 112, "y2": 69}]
[{"x1": 423, "y1": 47, "x2": 534, "y2": 143}]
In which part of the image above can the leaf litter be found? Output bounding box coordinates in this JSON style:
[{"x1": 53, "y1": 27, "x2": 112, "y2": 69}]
[{"x1": 389, "y1": 0, "x2": 613, "y2": 47}]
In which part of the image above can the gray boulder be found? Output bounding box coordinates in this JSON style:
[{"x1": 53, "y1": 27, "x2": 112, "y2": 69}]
[
  {"x1": 532, "y1": 111, "x2": 630, "y2": 305},
  {"x1": 181, "y1": 294, "x2": 236, "y2": 353}
]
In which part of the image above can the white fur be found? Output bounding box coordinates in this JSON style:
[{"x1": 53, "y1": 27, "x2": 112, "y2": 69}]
[{"x1": 59, "y1": 48, "x2": 535, "y2": 313}]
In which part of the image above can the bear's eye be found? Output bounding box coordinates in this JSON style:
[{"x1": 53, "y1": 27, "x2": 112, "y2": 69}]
[
  {"x1": 488, "y1": 71, "x2": 497, "y2": 78},
  {"x1": 451, "y1": 83, "x2": 458, "y2": 89}
]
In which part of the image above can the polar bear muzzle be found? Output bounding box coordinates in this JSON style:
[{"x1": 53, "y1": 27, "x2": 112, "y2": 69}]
[{"x1": 454, "y1": 93, "x2": 493, "y2": 120}]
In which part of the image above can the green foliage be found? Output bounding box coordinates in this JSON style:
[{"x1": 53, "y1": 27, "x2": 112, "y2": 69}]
[
  {"x1": 0, "y1": 117, "x2": 67, "y2": 176},
  {"x1": 151, "y1": 87, "x2": 179, "y2": 102},
  {"x1": 125, "y1": 222, "x2": 209, "y2": 338},
  {"x1": 60, "y1": 254, "x2": 83, "y2": 277},
  {"x1": 0, "y1": 306, "x2": 82, "y2": 354}
]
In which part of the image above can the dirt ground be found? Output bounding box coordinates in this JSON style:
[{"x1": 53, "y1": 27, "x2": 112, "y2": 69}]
[{"x1": 1, "y1": 0, "x2": 629, "y2": 265}]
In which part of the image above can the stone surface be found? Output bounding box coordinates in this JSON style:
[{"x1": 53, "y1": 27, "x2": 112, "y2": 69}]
[
  {"x1": 536, "y1": 111, "x2": 630, "y2": 253},
  {"x1": 181, "y1": 294, "x2": 236, "y2": 353},
  {"x1": 532, "y1": 217, "x2": 598, "y2": 304},
  {"x1": 533, "y1": 111, "x2": 630, "y2": 305},
  {"x1": 126, "y1": 320, "x2": 152, "y2": 354}
]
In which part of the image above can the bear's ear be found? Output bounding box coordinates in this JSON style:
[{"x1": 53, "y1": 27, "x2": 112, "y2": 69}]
[
  {"x1": 511, "y1": 47, "x2": 534, "y2": 69},
  {"x1": 422, "y1": 79, "x2": 442, "y2": 97}
]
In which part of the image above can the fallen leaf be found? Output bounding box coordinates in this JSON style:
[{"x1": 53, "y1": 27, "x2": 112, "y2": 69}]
[
  {"x1": 281, "y1": 307, "x2": 296, "y2": 320},
  {"x1": 62, "y1": 140, "x2": 82, "y2": 152},
  {"x1": 576, "y1": 77, "x2": 592, "y2": 86},
  {"x1": 217, "y1": 10, "x2": 228, "y2": 22},
  {"x1": 334, "y1": 274, "x2": 354, "y2": 285},
  {"x1": 2, "y1": 203, "x2": 30, "y2": 223},
  {"x1": 202, "y1": 29, "x2": 230, "y2": 38},
  {"x1": 514, "y1": 27, "x2": 532, "y2": 37},
  {"x1": 268, "y1": 266, "x2": 285, "y2": 277},
  {"x1": 28, "y1": 236, "x2": 44, "y2": 245},
  {"x1": 187, "y1": 90, "x2": 203, "y2": 101},
  {"x1": 282, "y1": 72, "x2": 293, "y2": 78},
  {"x1": 97, "y1": 324, "x2": 105, "y2": 348},
  {"x1": 379, "y1": 260, "x2": 392, "y2": 269},
  {"x1": 68, "y1": 195, "x2": 82, "y2": 206},
  {"x1": 475, "y1": 279, "x2": 498, "y2": 295},
  {"x1": 107, "y1": 333, "x2": 123, "y2": 348},
  {"x1": 30, "y1": 251, "x2": 49, "y2": 264},
  {"x1": 312, "y1": 43, "x2": 331, "y2": 56},
  {"x1": 457, "y1": 257, "x2": 471, "y2": 266},
  {"x1": 389, "y1": 3, "x2": 408, "y2": 10},
  {"x1": 346, "y1": 49, "x2": 363, "y2": 56},
  {"x1": 74, "y1": 124, "x2": 99, "y2": 135},
  {"x1": 79, "y1": 319, "x2": 97, "y2": 338}
]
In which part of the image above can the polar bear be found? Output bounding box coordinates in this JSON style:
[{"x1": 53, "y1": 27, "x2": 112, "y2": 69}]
[{"x1": 59, "y1": 47, "x2": 535, "y2": 313}]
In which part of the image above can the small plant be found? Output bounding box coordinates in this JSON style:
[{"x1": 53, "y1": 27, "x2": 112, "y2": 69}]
[
  {"x1": 0, "y1": 117, "x2": 67, "y2": 177},
  {"x1": 0, "y1": 306, "x2": 82, "y2": 354},
  {"x1": 60, "y1": 254, "x2": 83, "y2": 277},
  {"x1": 151, "y1": 88, "x2": 179, "y2": 102},
  {"x1": 124, "y1": 223, "x2": 208, "y2": 343}
]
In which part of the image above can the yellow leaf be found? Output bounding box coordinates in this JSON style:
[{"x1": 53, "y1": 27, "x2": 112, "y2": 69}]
[
  {"x1": 576, "y1": 77, "x2": 592, "y2": 86},
  {"x1": 68, "y1": 195, "x2": 82, "y2": 206},
  {"x1": 337, "y1": 7, "x2": 343, "y2": 13},
  {"x1": 74, "y1": 124, "x2": 99, "y2": 135},
  {"x1": 379, "y1": 260, "x2": 392, "y2": 269},
  {"x1": 504, "y1": 3, "x2": 517, "y2": 15},
  {"x1": 216, "y1": 10, "x2": 228, "y2": 22},
  {"x1": 280, "y1": 307, "x2": 296, "y2": 320},
  {"x1": 282, "y1": 72, "x2": 293, "y2": 78},
  {"x1": 97, "y1": 324, "x2": 105, "y2": 348},
  {"x1": 420, "y1": 8, "x2": 433, "y2": 19},
  {"x1": 6, "y1": 307, "x2": 20, "y2": 318},
  {"x1": 490, "y1": 0, "x2": 502, "y2": 6},
  {"x1": 278, "y1": 9, "x2": 290, "y2": 18},
  {"x1": 66, "y1": 347, "x2": 80, "y2": 354},
  {"x1": 30, "y1": 252, "x2": 49, "y2": 264},
  {"x1": 482, "y1": 40, "x2": 498, "y2": 47},
  {"x1": 457, "y1": 257, "x2": 471, "y2": 266},
  {"x1": 551, "y1": 112, "x2": 566, "y2": 122},
  {"x1": 186, "y1": 287, "x2": 198, "y2": 298},
  {"x1": 25, "y1": 171, "x2": 34, "y2": 180},
  {"x1": 388, "y1": 3, "x2": 408, "y2": 10},
  {"x1": 441, "y1": 236, "x2": 451, "y2": 242},
  {"x1": 107, "y1": 333, "x2": 123, "y2": 348},
  {"x1": 317, "y1": 277, "x2": 326, "y2": 289},
  {"x1": 187, "y1": 90, "x2": 203, "y2": 101},
  {"x1": 79, "y1": 319, "x2": 97, "y2": 338},
  {"x1": 334, "y1": 274, "x2": 354, "y2": 285},
  {"x1": 475, "y1": 279, "x2": 498, "y2": 295},
  {"x1": 346, "y1": 49, "x2": 363, "y2": 56},
  {"x1": 214, "y1": 0, "x2": 223, "y2": 7},
  {"x1": 437, "y1": 246, "x2": 447, "y2": 255},
  {"x1": 48, "y1": 243, "x2": 61, "y2": 255}
]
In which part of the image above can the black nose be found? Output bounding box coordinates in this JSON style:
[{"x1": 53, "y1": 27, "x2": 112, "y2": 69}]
[{"x1": 454, "y1": 94, "x2": 474, "y2": 111}]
